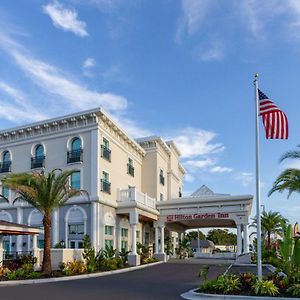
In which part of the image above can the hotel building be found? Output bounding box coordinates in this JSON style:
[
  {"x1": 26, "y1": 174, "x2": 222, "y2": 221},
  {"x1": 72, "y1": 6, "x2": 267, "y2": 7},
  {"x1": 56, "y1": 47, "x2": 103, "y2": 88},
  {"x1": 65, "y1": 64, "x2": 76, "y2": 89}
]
[{"x1": 0, "y1": 107, "x2": 253, "y2": 265}]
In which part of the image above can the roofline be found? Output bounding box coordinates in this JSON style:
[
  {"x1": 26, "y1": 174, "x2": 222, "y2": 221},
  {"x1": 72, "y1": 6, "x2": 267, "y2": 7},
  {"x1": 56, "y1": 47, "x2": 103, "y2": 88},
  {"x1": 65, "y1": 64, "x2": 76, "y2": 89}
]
[
  {"x1": 157, "y1": 194, "x2": 253, "y2": 207},
  {"x1": 166, "y1": 140, "x2": 181, "y2": 156},
  {"x1": 0, "y1": 107, "x2": 103, "y2": 135},
  {"x1": 0, "y1": 107, "x2": 146, "y2": 156},
  {"x1": 136, "y1": 136, "x2": 171, "y2": 155}
]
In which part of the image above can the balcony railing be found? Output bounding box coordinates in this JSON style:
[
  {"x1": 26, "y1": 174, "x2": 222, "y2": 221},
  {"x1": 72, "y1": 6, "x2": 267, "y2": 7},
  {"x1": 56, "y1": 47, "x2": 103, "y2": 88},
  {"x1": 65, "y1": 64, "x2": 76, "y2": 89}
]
[
  {"x1": 101, "y1": 145, "x2": 111, "y2": 162},
  {"x1": 31, "y1": 156, "x2": 45, "y2": 169},
  {"x1": 67, "y1": 149, "x2": 83, "y2": 163},
  {"x1": 127, "y1": 164, "x2": 135, "y2": 177},
  {"x1": 101, "y1": 179, "x2": 111, "y2": 194},
  {"x1": 160, "y1": 175, "x2": 165, "y2": 185},
  {"x1": 117, "y1": 187, "x2": 156, "y2": 210},
  {"x1": 0, "y1": 161, "x2": 11, "y2": 173}
]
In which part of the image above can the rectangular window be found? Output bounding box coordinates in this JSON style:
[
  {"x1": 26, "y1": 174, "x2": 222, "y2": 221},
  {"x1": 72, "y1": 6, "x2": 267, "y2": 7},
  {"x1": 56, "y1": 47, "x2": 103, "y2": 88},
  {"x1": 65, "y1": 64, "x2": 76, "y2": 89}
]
[
  {"x1": 38, "y1": 239, "x2": 45, "y2": 249},
  {"x1": 2, "y1": 186, "x2": 9, "y2": 199},
  {"x1": 70, "y1": 171, "x2": 80, "y2": 189},
  {"x1": 127, "y1": 158, "x2": 134, "y2": 177},
  {"x1": 160, "y1": 193, "x2": 163, "y2": 201},
  {"x1": 101, "y1": 138, "x2": 111, "y2": 161},
  {"x1": 136, "y1": 230, "x2": 140, "y2": 239},
  {"x1": 159, "y1": 169, "x2": 165, "y2": 185},
  {"x1": 121, "y1": 228, "x2": 128, "y2": 237},
  {"x1": 121, "y1": 240, "x2": 128, "y2": 250},
  {"x1": 144, "y1": 232, "x2": 150, "y2": 244},
  {"x1": 101, "y1": 171, "x2": 111, "y2": 194},
  {"x1": 68, "y1": 224, "x2": 84, "y2": 235},
  {"x1": 105, "y1": 239, "x2": 113, "y2": 248},
  {"x1": 105, "y1": 225, "x2": 113, "y2": 235}
]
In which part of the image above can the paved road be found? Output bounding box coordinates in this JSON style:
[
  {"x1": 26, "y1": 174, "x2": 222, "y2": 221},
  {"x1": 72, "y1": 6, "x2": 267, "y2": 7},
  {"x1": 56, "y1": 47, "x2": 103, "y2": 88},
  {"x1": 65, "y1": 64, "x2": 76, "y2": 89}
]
[{"x1": 0, "y1": 261, "x2": 227, "y2": 300}]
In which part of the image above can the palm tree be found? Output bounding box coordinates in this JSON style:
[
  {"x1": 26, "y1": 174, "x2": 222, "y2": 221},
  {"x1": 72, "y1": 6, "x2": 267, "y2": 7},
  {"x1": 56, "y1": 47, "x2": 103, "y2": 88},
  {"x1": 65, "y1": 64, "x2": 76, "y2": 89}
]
[
  {"x1": 269, "y1": 146, "x2": 300, "y2": 198},
  {"x1": 251, "y1": 211, "x2": 287, "y2": 251},
  {"x1": 2, "y1": 169, "x2": 88, "y2": 274}
]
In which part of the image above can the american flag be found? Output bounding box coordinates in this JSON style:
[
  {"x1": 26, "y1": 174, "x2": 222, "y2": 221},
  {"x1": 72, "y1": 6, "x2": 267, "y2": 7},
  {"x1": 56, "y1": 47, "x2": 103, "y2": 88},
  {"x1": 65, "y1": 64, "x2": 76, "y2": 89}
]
[{"x1": 258, "y1": 89, "x2": 288, "y2": 139}]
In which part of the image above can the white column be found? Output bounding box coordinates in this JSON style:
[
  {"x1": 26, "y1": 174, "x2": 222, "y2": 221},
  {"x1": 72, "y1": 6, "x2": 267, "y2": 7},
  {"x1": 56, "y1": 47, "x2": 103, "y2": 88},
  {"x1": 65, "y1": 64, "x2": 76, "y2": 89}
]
[
  {"x1": 32, "y1": 234, "x2": 38, "y2": 271},
  {"x1": 243, "y1": 224, "x2": 249, "y2": 253},
  {"x1": 52, "y1": 209, "x2": 59, "y2": 247},
  {"x1": 131, "y1": 224, "x2": 137, "y2": 254},
  {"x1": 91, "y1": 202, "x2": 98, "y2": 249},
  {"x1": 237, "y1": 224, "x2": 242, "y2": 255},
  {"x1": 116, "y1": 226, "x2": 121, "y2": 252},
  {"x1": 155, "y1": 227, "x2": 159, "y2": 254},
  {"x1": 16, "y1": 207, "x2": 23, "y2": 253},
  {"x1": 160, "y1": 226, "x2": 165, "y2": 254},
  {"x1": 0, "y1": 236, "x2": 3, "y2": 267}
]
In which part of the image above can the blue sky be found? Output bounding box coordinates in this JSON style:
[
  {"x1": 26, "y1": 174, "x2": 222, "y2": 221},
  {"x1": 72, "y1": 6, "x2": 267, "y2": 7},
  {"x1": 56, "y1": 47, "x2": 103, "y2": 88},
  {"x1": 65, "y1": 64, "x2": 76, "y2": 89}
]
[{"x1": 0, "y1": 0, "x2": 300, "y2": 224}]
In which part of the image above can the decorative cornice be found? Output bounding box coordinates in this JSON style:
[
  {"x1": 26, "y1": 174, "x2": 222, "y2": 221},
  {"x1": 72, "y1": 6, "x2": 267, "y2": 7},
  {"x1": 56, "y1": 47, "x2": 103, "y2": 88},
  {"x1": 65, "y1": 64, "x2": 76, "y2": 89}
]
[
  {"x1": 136, "y1": 136, "x2": 171, "y2": 156},
  {"x1": 0, "y1": 108, "x2": 100, "y2": 144}
]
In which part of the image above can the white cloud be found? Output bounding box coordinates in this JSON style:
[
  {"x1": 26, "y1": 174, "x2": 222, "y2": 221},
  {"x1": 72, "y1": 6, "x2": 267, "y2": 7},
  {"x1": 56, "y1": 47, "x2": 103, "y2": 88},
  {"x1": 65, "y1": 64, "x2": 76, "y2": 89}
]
[
  {"x1": 209, "y1": 166, "x2": 233, "y2": 173},
  {"x1": 43, "y1": 1, "x2": 88, "y2": 37},
  {"x1": 83, "y1": 57, "x2": 95, "y2": 69},
  {"x1": 175, "y1": 0, "x2": 214, "y2": 43},
  {"x1": 184, "y1": 173, "x2": 195, "y2": 183},
  {"x1": 0, "y1": 81, "x2": 48, "y2": 122},
  {"x1": 184, "y1": 158, "x2": 215, "y2": 170},
  {"x1": 193, "y1": 41, "x2": 224, "y2": 62},
  {"x1": 172, "y1": 127, "x2": 224, "y2": 159},
  {"x1": 234, "y1": 172, "x2": 254, "y2": 187}
]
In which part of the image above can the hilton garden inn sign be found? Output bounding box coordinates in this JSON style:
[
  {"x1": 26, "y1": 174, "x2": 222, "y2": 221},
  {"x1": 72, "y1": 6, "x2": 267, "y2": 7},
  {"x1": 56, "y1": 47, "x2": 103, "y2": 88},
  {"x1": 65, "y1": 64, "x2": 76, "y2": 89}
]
[{"x1": 166, "y1": 212, "x2": 230, "y2": 222}]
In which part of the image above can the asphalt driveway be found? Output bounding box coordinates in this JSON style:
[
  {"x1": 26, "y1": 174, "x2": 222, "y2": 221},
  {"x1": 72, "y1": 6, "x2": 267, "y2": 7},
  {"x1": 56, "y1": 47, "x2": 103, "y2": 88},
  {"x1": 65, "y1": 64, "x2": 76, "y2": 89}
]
[{"x1": 0, "y1": 260, "x2": 228, "y2": 300}]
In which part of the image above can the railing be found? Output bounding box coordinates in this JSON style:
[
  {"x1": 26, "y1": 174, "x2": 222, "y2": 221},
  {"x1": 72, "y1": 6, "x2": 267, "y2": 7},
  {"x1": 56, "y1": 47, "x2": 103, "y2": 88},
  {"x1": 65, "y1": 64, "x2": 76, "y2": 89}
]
[
  {"x1": 101, "y1": 179, "x2": 111, "y2": 194},
  {"x1": 67, "y1": 149, "x2": 83, "y2": 163},
  {"x1": 118, "y1": 187, "x2": 156, "y2": 210},
  {"x1": 31, "y1": 156, "x2": 45, "y2": 169},
  {"x1": 0, "y1": 161, "x2": 11, "y2": 173},
  {"x1": 127, "y1": 164, "x2": 134, "y2": 177},
  {"x1": 101, "y1": 145, "x2": 111, "y2": 162}
]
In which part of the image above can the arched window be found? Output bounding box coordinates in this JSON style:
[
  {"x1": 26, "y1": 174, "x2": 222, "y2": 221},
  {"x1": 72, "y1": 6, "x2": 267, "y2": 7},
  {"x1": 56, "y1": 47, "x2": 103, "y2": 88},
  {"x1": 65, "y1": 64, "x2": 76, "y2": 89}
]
[
  {"x1": 35, "y1": 144, "x2": 44, "y2": 158},
  {"x1": 2, "y1": 151, "x2": 10, "y2": 163},
  {"x1": 71, "y1": 137, "x2": 81, "y2": 151},
  {"x1": 0, "y1": 151, "x2": 11, "y2": 173},
  {"x1": 68, "y1": 137, "x2": 82, "y2": 163},
  {"x1": 31, "y1": 144, "x2": 45, "y2": 169}
]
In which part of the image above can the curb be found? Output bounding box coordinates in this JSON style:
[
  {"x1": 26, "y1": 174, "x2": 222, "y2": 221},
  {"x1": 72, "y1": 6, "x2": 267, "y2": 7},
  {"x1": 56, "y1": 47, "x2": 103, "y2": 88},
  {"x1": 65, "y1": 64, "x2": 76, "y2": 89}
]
[
  {"x1": 180, "y1": 289, "x2": 296, "y2": 300},
  {"x1": 0, "y1": 261, "x2": 164, "y2": 287}
]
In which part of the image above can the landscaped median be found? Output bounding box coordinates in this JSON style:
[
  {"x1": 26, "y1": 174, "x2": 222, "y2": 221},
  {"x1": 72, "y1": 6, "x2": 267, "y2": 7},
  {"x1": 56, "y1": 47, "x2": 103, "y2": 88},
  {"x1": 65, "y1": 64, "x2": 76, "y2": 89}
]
[
  {"x1": 180, "y1": 289, "x2": 297, "y2": 300},
  {"x1": 0, "y1": 260, "x2": 163, "y2": 287}
]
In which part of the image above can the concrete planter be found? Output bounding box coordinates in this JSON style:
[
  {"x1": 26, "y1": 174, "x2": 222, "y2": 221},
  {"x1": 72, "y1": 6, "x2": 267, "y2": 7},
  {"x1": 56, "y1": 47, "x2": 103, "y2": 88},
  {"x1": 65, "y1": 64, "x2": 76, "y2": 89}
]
[{"x1": 180, "y1": 289, "x2": 296, "y2": 300}]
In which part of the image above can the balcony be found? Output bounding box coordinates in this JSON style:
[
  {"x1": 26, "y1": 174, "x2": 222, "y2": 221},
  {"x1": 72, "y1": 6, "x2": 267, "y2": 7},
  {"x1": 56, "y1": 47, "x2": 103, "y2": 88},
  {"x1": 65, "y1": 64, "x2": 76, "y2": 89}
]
[
  {"x1": 67, "y1": 149, "x2": 83, "y2": 163},
  {"x1": 117, "y1": 187, "x2": 156, "y2": 210},
  {"x1": 31, "y1": 156, "x2": 45, "y2": 169},
  {"x1": 127, "y1": 164, "x2": 134, "y2": 177},
  {"x1": 0, "y1": 161, "x2": 11, "y2": 173},
  {"x1": 101, "y1": 145, "x2": 111, "y2": 162},
  {"x1": 101, "y1": 179, "x2": 111, "y2": 194}
]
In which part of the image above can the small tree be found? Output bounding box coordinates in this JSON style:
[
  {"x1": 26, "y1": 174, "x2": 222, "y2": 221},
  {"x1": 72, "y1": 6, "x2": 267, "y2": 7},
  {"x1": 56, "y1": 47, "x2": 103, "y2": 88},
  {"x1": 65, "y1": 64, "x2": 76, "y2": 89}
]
[
  {"x1": 82, "y1": 235, "x2": 95, "y2": 272},
  {"x1": 2, "y1": 169, "x2": 88, "y2": 274}
]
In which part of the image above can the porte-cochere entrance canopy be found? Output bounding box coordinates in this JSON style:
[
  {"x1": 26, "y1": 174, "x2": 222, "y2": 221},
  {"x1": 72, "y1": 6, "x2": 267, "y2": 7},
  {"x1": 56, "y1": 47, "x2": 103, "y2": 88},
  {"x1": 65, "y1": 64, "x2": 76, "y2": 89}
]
[{"x1": 155, "y1": 185, "x2": 253, "y2": 256}]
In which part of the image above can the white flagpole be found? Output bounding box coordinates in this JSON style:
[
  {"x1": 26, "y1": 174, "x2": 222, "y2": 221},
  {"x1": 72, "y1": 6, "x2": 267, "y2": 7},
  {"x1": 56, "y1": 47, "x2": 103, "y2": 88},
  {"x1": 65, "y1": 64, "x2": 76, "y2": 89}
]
[{"x1": 254, "y1": 73, "x2": 262, "y2": 280}]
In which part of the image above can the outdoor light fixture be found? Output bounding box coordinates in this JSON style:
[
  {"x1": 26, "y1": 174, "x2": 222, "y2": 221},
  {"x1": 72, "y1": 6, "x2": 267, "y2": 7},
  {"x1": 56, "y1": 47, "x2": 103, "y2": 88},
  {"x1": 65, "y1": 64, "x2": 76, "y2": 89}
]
[{"x1": 59, "y1": 240, "x2": 65, "y2": 248}]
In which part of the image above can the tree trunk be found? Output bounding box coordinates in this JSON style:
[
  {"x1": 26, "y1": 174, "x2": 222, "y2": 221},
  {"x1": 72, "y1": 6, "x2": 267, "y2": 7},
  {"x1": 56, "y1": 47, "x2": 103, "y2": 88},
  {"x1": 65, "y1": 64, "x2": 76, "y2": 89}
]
[
  {"x1": 267, "y1": 231, "x2": 271, "y2": 252},
  {"x1": 42, "y1": 212, "x2": 52, "y2": 274}
]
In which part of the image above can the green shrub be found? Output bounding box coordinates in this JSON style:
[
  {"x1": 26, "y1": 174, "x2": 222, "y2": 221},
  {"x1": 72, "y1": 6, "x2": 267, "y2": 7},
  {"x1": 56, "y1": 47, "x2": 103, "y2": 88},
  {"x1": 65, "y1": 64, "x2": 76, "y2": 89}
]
[
  {"x1": 63, "y1": 260, "x2": 87, "y2": 276},
  {"x1": 104, "y1": 257, "x2": 124, "y2": 270},
  {"x1": 213, "y1": 275, "x2": 241, "y2": 295},
  {"x1": 27, "y1": 272, "x2": 40, "y2": 279},
  {"x1": 58, "y1": 262, "x2": 65, "y2": 271},
  {"x1": 287, "y1": 284, "x2": 300, "y2": 297},
  {"x1": 6, "y1": 271, "x2": 18, "y2": 280},
  {"x1": 143, "y1": 257, "x2": 158, "y2": 264},
  {"x1": 104, "y1": 245, "x2": 117, "y2": 259},
  {"x1": 118, "y1": 248, "x2": 130, "y2": 264},
  {"x1": 198, "y1": 266, "x2": 209, "y2": 282},
  {"x1": 198, "y1": 279, "x2": 217, "y2": 293},
  {"x1": 82, "y1": 235, "x2": 96, "y2": 272},
  {"x1": 252, "y1": 279, "x2": 279, "y2": 296}
]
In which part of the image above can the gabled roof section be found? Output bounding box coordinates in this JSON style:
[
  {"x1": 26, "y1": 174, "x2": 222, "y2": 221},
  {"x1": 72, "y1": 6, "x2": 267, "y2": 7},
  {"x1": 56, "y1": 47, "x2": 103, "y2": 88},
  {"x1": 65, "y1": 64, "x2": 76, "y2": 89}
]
[{"x1": 190, "y1": 185, "x2": 229, "y2": 197}]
